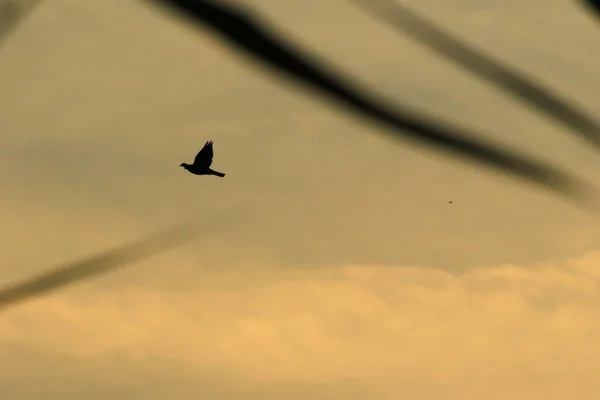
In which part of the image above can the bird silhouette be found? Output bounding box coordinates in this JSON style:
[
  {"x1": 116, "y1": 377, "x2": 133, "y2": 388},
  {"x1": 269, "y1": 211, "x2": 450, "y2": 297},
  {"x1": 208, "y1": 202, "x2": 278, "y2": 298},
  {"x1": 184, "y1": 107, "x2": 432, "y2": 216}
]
[{"x1": 180, "y1": 140, "x2": 226, "y2": 177}]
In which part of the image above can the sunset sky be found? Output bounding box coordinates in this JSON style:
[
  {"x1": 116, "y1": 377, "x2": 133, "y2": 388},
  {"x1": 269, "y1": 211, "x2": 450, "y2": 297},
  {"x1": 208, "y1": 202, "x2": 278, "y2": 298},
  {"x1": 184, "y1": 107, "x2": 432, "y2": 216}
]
[{"x1": 1, "y1": 0, "x2": 600, "y2": 398}]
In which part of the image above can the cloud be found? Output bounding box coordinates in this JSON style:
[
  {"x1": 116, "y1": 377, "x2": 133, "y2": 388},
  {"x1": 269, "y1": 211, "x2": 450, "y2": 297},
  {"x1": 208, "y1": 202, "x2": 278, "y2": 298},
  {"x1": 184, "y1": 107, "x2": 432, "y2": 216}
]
[{"x1": 1, "y1": 252, "x2": 600, "y2": 398}]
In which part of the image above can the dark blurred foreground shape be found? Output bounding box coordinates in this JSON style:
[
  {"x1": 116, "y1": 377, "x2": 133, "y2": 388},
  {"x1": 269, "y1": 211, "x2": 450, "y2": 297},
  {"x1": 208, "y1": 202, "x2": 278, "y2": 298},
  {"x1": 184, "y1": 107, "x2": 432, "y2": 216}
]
[
  {"x1": 0, "y1": 223, "x2": 198, "y2": 311},
  {"x1": 0, "y1": 204, "x2": 247, "y2": 312},
  {"x1": 350, "y1": 0, "x2": 600, "y2": 150},
  {"x1": 581, "y1": 0, "x2": 600, "y2": 20},
  {"x1": 0, "y1": 0, "x2": 44, "y2": 45},
  {"x1": 1, "y1": 1, "x2": 599, "y2": 205},
  {"x1": 141, "y1": 0, "x2": 599, "y2": 209}
]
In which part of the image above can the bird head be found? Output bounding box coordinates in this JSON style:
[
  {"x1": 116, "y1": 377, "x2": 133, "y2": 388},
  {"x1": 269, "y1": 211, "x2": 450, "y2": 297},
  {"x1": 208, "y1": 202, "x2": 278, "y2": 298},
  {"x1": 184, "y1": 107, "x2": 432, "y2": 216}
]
[{"x1": 179, "y1": 163, "x2": 190, "y2": 170}]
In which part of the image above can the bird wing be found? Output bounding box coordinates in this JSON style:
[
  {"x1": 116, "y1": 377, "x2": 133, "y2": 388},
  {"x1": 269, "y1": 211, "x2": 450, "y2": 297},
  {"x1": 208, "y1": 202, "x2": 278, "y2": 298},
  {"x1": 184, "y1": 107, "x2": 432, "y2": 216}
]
[{"x1": 193, "y1": 140, "x2": 214, "y2": 168}]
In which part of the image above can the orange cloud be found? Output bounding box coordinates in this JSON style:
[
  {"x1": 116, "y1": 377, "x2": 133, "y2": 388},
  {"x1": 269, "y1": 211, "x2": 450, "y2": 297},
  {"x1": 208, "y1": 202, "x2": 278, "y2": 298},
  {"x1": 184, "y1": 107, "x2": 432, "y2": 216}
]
[{"x1": 2, "y1": 252, "x2": 599, "y2": 398}]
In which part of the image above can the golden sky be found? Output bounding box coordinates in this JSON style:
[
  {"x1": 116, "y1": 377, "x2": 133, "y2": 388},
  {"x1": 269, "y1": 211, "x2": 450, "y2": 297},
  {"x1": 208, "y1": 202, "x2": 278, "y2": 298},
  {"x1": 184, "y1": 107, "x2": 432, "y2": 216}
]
[{"x1": 1, "y1": 0, "x2": 600, "y2": 398}]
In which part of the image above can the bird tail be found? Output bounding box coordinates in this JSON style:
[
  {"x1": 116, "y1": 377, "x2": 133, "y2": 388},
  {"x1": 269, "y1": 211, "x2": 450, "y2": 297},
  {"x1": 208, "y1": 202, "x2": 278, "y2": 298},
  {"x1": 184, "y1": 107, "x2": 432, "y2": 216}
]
[{"x1": 209, "y1": 169, "x2": 226, "y2": 177}]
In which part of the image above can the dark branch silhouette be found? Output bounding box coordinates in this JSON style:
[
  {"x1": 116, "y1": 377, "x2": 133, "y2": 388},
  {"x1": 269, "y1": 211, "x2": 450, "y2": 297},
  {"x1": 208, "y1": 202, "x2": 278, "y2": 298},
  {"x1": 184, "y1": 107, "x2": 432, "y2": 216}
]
[
  {"x1": 0, "y1": 221, "x2": 210, "y2": 312},
  {"x1": 180, "y1": 140, "x2": 226, "y2": 177},
  {"x1": 0, "y1": 0, "x2": 43, "y2": 46},
  {"x1": 580, "y1": 0, "x2": 600, "y2": 22},
  {"x1": 0, "y1": 1, "x2": 20, "y2": 42},
  {"x1": 349, "y1": 0, "x2": 600, "y2": 150},
  {"x1": 142, "y1": 0, "x2": 597, "y2": 208},
  {"x1": 1, "y1": 1, "x2": 599, "y2": 205}
]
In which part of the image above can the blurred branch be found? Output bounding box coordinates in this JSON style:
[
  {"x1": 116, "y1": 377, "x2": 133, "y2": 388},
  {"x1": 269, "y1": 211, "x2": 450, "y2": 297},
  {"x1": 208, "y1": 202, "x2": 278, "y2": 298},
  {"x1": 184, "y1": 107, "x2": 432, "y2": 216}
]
[
  {"x1": 142, "y1": 0, "x2": 598, "y2": 209},
  {"x1": 0, "y1": 0, "x2": 45, "y2": 47},
  {"x1": 0, "y1": 206, "x2": 245, "y2": 312},
  {"x1": 580, "y1": 0, "x2": 600, "y2": 22},
  {"x1": 2, "y1": 0, "x2": 599, "y2": 205},
  {"x1": 0, "y1": 224, "x2": 196, "y2": 311},
  {"x1": 349, "y1": 0, "x2": 600, "y2": 150}
]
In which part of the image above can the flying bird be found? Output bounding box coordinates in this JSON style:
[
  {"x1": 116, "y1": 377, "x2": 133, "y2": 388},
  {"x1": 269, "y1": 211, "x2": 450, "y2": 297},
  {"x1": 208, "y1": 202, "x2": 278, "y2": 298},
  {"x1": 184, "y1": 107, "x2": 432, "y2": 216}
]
[{"x1": 180, "y1": 140, "x2": 226, "y2": 177}]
